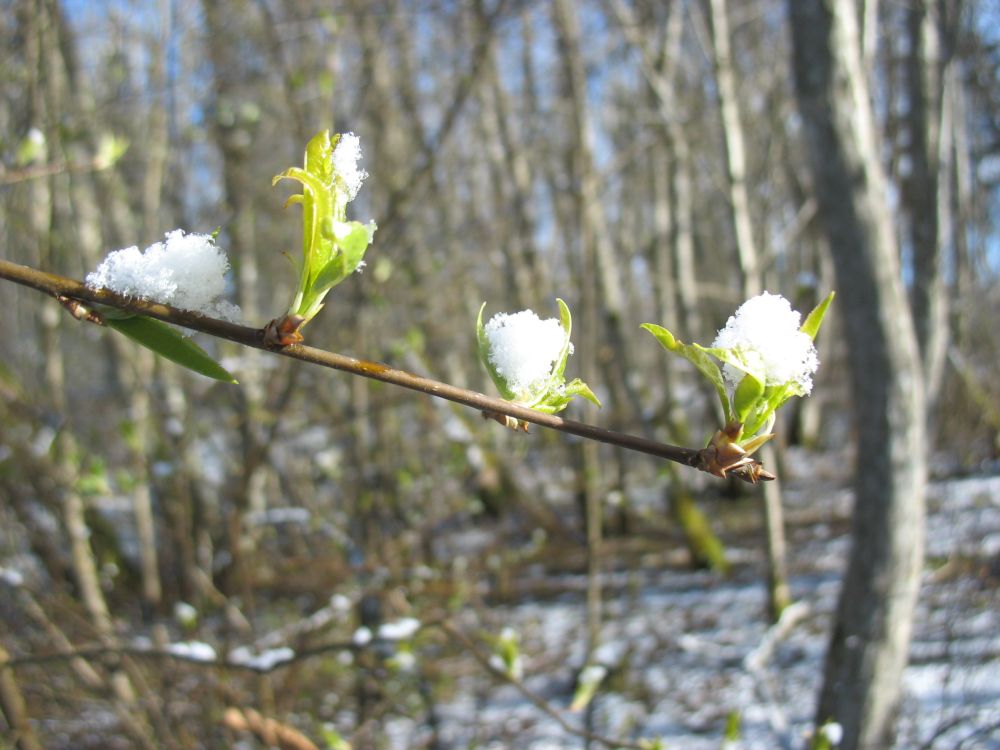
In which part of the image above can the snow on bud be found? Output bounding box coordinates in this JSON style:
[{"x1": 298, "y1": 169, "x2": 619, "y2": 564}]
[
  {"x1": 173, "y1": 601, "x2": 198, "y2": 629},
  {"x1": 476, "y1": 299, "x2": 599, "y2": 422},
  {"x1": 483, "y1": 309, "x2": 570, "y2": 399},
  {"x1": 86, "y1": 229, "x2": 241, "y2": 322},
  {"x1": 712, "y1": 292, "x2": 818, "y2": 394},
  {"x1": 352, "y1": 626, "x2": 373, "y2": 646},
  {"x1": 332, "y1": 132, "x2": 367, "y2": 201},
  {"x1": 377, "y1": 617, "x2": 421, "y2": 641},
  {"x1": 820, "y1": 722, "x2": 843, "y2": 747}
]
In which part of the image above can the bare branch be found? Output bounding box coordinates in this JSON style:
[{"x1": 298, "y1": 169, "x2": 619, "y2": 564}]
[
  {"x1": 437, "y1": 620, "x2": 650, "y2": 750},
  {"x1": 0, "y1": 258, "x2": 730, "y2": 474}
]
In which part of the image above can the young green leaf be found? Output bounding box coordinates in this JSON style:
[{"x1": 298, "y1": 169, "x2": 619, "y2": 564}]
[
  {"x1": 800, "y1": 290, "x2": 835, "y2": 341},
  {"x1": 552, "y1": 298, "x2": 574, "y2": 381},
  {"x1": 641, "y1": 323, "x2": 733, "y2": 423},
  {"x1": 569, "y1": 664, "x2": 607, "y2": 713},
  {"x1": 733, "y1": 372, "x2": 765, "y2": 423},
  {"x1": 476, "y1": 303, "x2": 516, "y2": 401},
  {"x1": 106, "y1": 316, "x2": 238, "y2": 384},
  {"x1": 564, "y1": 378, "x2": 601, "y2": 407}
]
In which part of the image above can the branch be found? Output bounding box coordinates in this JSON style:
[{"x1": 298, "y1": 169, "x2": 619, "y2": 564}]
[
  {"x1": 0, "y1": 617, "x2": 650, "y2": 748},
  {"x1": 437, "y1": 620, "x2": 650, "y2": 750},
  {"x1": 0, "y1": 258, "x2": 714, "y2": 472}
]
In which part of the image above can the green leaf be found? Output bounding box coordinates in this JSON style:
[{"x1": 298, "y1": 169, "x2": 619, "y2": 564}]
[
  {"x1": 16, "y1": 130, "x2": 46, "y2": 166},
  {"x1": 340, "y1": 220, "x2": 376, "y2": 257},
  {"x1": 318, "y1": 725, "x2": 351, "y2": 750},
  {"x1": 697, "y1": 344, "x2": 766, "y2": 388},
  {"x1": 552, "y1": 298, "x2": 573, "y2": 381},
  {"x1": 94, "y1": 133, "x2": 129, "y2": 170},
  {"x1": 275, "y1": 131, "x2": 377, "y2": 323},
  {"x1": 569, "y1": 665, "x2": 607, "y2": 712},
  {"x1": 106, "y1": 316, "x2": 238, "y2": 384},
  {"x1": 733, "y1": 373, "x2": 764, "y2": 423},
  {"x1": 800, "y1": 291, "x2": 835, "y2": 341},
  {"x1": 311, "y1": 255, "x2": 349, "y2": 295},
  {"x1": 642, "y1": 323, "x2": 733, "y2": 423},
  {"x1": 565, "y1": 378, "x2": 601, "y2": 407},
  {"x1": 724, "y1": 710, "x2": 742, "y2": 741},
  {"x1": 476, "y1": 303, "x2": 516, "y2": 400}
]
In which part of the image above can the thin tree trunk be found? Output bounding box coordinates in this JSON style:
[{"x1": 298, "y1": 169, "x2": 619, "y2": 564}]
[
  {"x1": 552, "y1": 0, "x2": 608, "y2": 671},
  {"x1": 789, "y1": 1, "x2": 927, "y2": 747},
  {"x1": 708, "y1": 0, "x2": 761, "y2": 298},
  {"x1": 607, "y1": 0, "x2": 728, "y2": 571},
  {"x1": 904, "y1": 0, "x2": 949, "y2": 404},
  {"x1": 708, "y1": 0, "x2": 789, "y2": 618}
]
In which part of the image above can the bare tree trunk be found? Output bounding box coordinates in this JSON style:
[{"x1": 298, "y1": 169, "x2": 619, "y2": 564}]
[
  {"x1": 707, "y1": 0, "x2": 791, "y2": 621},
  {"x1": 789, "y1": 1, "x2": 927, "y2": 748},
  {"x1": 606, "y1": 0, "x2": 727, "y2": 572},
  {"x1": 552, "y1": 0, "x2": 609, "y2": 669},
  {"x1": 904, "y1": 0, "x2": 950, "y2": 404},
  {"x1": 708, "y1": 0, "x2": 761, "y2": 298},
  {"x1": 202, "y1": 0, "x2": 266, "y2": 617}
]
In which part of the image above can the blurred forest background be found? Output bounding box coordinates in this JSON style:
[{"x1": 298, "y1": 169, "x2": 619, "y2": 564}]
[{"x1": 1, "y1": 0, "x2": 999, "y2": 748}]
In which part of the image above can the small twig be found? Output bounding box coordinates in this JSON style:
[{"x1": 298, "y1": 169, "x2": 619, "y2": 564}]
[
  {"x1": 0, "y1": 155, "x2": 113, "y2": 186},
  {"x1": 0, "y1": 259, "x2": 719, "y2": 472},
  {"x1": 222, "y1": 706, "x2": 320, "y2": 750},
  {"x1": 1, "y1": 615, "x2": 655, "y2": 747},
  {"x1": 437, "y1": 620, "x2": 650, "y2": 750}
]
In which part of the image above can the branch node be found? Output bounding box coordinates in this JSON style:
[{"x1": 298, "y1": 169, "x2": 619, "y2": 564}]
[
  {"x1": 56, "y1": 295, "x2": 105, "y2": 326},
  {"x1": 482, "y1": 409, "x2": 530, "y2": 432},
  {"x1": 262, "y1": 314, "x2": 306, "y2": 347}
]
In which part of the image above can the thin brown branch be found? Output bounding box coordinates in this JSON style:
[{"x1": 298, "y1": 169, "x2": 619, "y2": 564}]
[
  {"x1": 437, "y1": 620, "x2": 650, "y2": 750},
  {"x1": 0, "y1": 258, "x2": 718, "y2": 472},
  {"x1": 222, "y1": 707, "x2": 320, "y2": 750},
  {"x1": 0, "y1": 155, "x2": 113, "y2": 186}
]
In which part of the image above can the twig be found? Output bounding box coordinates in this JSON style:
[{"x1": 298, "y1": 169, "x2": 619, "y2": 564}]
[
  {"x1": 437, "y1": 620, "x2": 651, "y2": 750},
  {"x1": 0, "y1": 259, "x2": 716, "y2": 471},
  {"x1": 222, "y1": 706, "x2": 320, "y2": 750}
]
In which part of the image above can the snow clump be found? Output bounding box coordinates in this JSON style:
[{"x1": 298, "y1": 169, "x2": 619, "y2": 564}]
[
  {"x1": 228, "y1": 646, "x2": 294, "y2": 671},
  {"x1": 86, "y1": 229, "x2": 241, "y2": 322},
  {"x1": 712, "y1": 291, "x2": 818, "y2": 393},
  {"x1": 166, "y1": 641, "x2": 217, "y2": 662},
  {"x1": 333, "y1": 132, "x2": 367, "y2": 201},
  {"x1": 484, "y1": 310, "x2": 569, "y2": 398},
  {"x1": 377, "y1": 617, "x2": 421, "y2": 641}
]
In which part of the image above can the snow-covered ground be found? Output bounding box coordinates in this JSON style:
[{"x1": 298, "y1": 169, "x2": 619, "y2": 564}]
[
  {"x1": 391, "y1": 473, "x2": 1000, "y2": 749},
  {"x1": 3, "y1": 470, "x2": 996, "y2": 748}
]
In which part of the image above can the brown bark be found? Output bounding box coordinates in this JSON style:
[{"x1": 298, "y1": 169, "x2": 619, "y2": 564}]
[{"x1": 789, "y1": 0, "x2": 927, "y2": 747}]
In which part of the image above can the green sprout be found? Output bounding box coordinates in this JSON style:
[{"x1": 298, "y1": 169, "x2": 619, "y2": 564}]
[
  {"x1": 266, "y1": 130, "x2": 376, "y2": 345},
  {"x1": 476, "y1": 299, "x2": 600, "y2": 429},
  {"x1": 644, "y1": 291, "x2": 833, "y2": 481}
]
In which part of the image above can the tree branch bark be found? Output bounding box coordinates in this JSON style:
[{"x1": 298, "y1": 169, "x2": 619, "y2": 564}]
[{"x1": 0, "y1": 258, "x2": 742, "y2": 476}]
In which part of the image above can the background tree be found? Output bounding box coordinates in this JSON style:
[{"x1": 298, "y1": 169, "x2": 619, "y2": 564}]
[{"x1": 789, "y1": 1, "x2": 927, "y2": 747}]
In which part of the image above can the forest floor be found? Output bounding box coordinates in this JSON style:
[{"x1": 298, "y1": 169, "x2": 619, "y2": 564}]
[
  {"x1": 4, "y1": 458, "x2": 999, "y2": 749},
  {"x1": 395, "y1": 463, "x2": 1000, "y2": 749}
]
